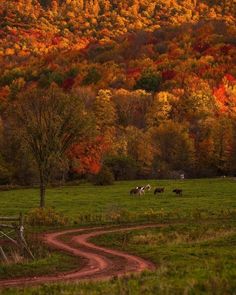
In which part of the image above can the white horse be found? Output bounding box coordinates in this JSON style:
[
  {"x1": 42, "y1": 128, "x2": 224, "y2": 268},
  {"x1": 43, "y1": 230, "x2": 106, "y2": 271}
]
[
  {"x1": 136, "y1": 186, "x2": 145, "y2": 195},
  {"x1": 144, "y1": 184, "x2": 151, "y2": 191}
]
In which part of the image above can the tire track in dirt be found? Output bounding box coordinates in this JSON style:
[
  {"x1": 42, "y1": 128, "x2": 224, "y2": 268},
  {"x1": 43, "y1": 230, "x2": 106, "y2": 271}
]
[{"x1": 0, "y1": 224, "x2": 163, "y2": 288}]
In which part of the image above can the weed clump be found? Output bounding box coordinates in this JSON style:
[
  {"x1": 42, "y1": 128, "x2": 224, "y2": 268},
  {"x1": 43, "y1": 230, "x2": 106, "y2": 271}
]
[{"x1": 26, "y1": 207, "x2": 68, "y2": 226}]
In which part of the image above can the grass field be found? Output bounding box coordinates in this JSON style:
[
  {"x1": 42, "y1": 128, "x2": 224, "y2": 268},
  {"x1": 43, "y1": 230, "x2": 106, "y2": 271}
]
[
  {"x1": 0, "y1": 178, "x2": 236, "y2": 294},
  {"x1": 1, "y1": 178, "x2": 236, "y2": 221},
  {"x1": 92, "y1": 220, "x2": 236, "y2": 294}
]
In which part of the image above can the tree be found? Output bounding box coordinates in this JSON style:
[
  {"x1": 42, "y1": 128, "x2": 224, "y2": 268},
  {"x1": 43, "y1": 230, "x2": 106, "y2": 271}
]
[
  {"x1": 112, "y1": 89, "x2": 152, "y2": 128},
  {"x1": 150, "y1": 121, "x2": 196, "y2": 177},
  {"x1": 134, "y1": 69, "x2": 162, "y2": 92},
  {"x1": 68, "y1": 135, "x2": 109, "y2": 175},
  {"x1": 125, "y1": 126, "x2": 154, "y2": 177},
  {"x1": 145, "y1": 91, "x2": 176, "y2": 128},
  {"x1": 82, "y1": 67, "x2": 101, "y2": 85},
  {"x1": 93, "y1": 89, "x2": 117, "y2": 132},
  {"x1": 10, "y1": 85, "x2": 92, "y2": 207},
  {"x1": 104, "y1": 155, "x2": 138, "y2": 180}
]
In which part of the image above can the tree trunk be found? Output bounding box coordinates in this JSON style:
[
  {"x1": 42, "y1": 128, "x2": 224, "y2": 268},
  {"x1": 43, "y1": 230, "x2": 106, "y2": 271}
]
[{"x1": 39, "y1": 171, "x2": 46, "y2": 208}]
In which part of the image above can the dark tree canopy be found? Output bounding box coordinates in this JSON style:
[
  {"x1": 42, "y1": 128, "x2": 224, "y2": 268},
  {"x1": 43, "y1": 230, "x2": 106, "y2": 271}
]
[{"x1": 10, "y1": 85, "x2": 93, "y2": 207}]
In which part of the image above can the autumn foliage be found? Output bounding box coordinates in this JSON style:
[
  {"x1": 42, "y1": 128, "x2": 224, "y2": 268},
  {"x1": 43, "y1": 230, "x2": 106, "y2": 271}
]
[
  {"x1": 0, "y1": 0, "x2": 235, "y2": 183},
  {"x1": 68, "y1": 136, "x2": 109, "y2": 175}
]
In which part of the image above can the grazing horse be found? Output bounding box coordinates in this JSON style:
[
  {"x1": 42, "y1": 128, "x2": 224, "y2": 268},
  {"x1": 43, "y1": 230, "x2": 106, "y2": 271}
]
[
  {"x1": 154, "y1": 187, "x2": 165, "y2": 194},
  {"x1": 136, "y1": 186, "x2": 145, "y2": 194},
  {"x1": 130, "y1": 188, "x2": 143, "y2": 196},
  {"x1": 144, "y1": 184, "x2": 152, "y2": 191},
  {"x1": 173, "y1": 189, "x2": 182, "y2": 196}
]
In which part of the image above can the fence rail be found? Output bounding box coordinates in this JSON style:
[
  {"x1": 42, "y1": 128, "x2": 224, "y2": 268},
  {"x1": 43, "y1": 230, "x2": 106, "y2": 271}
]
[
  {"x1": 0, "y1": 213, "x2": 34, "y2": 261},
  {"x1": 0, "y1": 217, "x2": 20, "y2": 221}
]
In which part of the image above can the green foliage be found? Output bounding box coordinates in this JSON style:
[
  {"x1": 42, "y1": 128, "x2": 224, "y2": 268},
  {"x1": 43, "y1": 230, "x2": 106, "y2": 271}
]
[
  {"x1": 0, "y1": 68, "x2": 25, "y2": 87},
  {"x1": 38, "y1": 0, "x2": 52, "y2": 8},
  {"x1": 0, "y1": 155, "x2": 13, "y2": 184},
  {"x1": 82, "y1": 67, "x2": 101, "y2": 85},
  {"x1": 93, "y1": 165, "x2": 114, "y2": 186},
  {"x1": 38, "y1": 71, "x2": 64, "y2": 88},
  {"x1": 134, "y1": 69, "x2": 162, "y2": 92},
  {"x1": 151, "y1": 121, "x2": 196, "y2": 176},
  {"x1": 0, "y1": 165, "x2": 12, "y2": 185},
  {"x1": 9, "y1": 85, "x2": 93, "y2": 207},
  {"x1": 26, "y1": 207, "x2": 68, "y2": 226},
  {"x1": 104, "y1": 155, "x2": 138, "y2": 180}
]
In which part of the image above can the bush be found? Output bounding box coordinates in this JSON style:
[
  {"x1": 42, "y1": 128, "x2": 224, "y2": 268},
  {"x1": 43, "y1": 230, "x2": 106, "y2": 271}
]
[
  {"x1": 93, "y1": 166, "x2": 114, "y2": 185},
  {"x1": 26, "y1": 208, "x2": 68, "y2": 226},
  {"x1": 104, "y1": 156, "x2": 138, "y2": 180},
  {"x1": 0, "y1": 164, "x2": 12, "y2": 185}
]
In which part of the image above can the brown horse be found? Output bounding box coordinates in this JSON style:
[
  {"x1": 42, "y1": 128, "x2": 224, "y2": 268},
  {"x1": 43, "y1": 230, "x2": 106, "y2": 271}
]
[
  {"x1": 173, "y1": 189, "x2": 182, "y2": 196},
  {"x1": 154, "y1": 187, "x2": 165, "y2": 194}
]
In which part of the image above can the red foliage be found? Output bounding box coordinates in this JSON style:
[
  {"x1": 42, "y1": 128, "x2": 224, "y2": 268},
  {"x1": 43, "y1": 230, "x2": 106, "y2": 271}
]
[
  {"x1": 213, "y1": 74, "x2": 236, "y2": 114},
  {"x1": 220, "y1": 45, "x2": 233, "y2": 55},
  {"x1": 162, "y1": 70, "x2": 176, "y2": 81},
  {"x1": 126, "y1": 67, "x2": 141, "y2": 78},
  {"x1": 225, "y1": 74, "x2": 236, "y2": 83},
  {"x1": 68, "y1": 136, "x2": 109, "y2": 175},
  {"x1": 62, "y1": 77, "x2": 75, "y2": 90},
  {"x1": 52, "y1": 36, "x2": 61, "y2": 45},
  {"x1": 193, "y1": 42, "x2": 209, "y2": 53}
]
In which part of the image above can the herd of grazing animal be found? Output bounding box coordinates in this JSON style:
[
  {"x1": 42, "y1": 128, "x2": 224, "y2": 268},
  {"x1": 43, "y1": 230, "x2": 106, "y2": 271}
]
[{"x1": 130, "y1": 184, "x2": 183, "y2": 196}]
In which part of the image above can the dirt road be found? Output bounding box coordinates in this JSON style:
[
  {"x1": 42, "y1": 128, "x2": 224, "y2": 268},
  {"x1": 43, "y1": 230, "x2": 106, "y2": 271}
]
[{"x1": 0, "y1": 224, "x2": 162, "y2": 288}]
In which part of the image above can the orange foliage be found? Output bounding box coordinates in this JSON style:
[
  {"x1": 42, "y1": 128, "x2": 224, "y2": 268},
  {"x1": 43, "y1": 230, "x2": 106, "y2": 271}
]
[
  {"x1": 214, "y1": 74, "x2": 236, "y2": 115},
  {"x1": 68, "y1": 136, "x2": 109, "y2": 175}
]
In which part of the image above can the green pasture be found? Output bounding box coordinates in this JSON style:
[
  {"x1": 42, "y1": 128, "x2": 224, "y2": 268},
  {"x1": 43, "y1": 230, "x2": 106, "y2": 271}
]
[
  {"x1": 1, "y1": 219, "x2": 236, "y2": 294},
  {"x1": 92, "y1": 220, "x2": 236, "y2": 294},
  {"x1": 0, "y1": 178, "x2": 236, "y2": 294},
  {"x1": 1, "y1": 178, "x2": 236, "y2": 221}
]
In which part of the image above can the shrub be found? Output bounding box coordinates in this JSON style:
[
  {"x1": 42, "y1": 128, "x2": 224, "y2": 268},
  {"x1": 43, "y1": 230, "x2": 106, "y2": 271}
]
[
  {"x1": 0, "y1": 164, "x2": 12, "y2": 185},
  {"x1": 93, "y1": 165, "x2": 114, "y2": 185},
  {"x1": 104, "y1": 155, "x2": 138, "y2": 180},
  {"x1": 26, "y1": 208, "x2": 68, "y2": 226}
]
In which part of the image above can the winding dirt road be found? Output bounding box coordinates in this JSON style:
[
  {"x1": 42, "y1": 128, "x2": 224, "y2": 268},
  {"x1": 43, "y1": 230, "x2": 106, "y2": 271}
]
[{"x1": 0, "y1": 224, "x2": 163, "y2": 288}]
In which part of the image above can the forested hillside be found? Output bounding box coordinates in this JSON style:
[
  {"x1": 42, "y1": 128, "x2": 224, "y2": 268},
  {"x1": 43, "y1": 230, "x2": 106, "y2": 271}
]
[
  {"x1": 0, "y1": 0, "x2": 235, "y2": 184},
  {"x1": 0, "y1": 0, "x2": 235, "y2": 56}
]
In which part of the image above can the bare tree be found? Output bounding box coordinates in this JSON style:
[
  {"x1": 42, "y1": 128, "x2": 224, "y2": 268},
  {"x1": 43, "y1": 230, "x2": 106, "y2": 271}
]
[{"x1": 10, "y1": 85, "x2": 92, "y2": 207}]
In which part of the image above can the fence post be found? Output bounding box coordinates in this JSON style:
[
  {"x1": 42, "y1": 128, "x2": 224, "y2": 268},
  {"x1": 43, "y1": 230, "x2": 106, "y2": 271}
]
[{"x1": 0, "y1": 246, "x2": 8, "y2": 263}]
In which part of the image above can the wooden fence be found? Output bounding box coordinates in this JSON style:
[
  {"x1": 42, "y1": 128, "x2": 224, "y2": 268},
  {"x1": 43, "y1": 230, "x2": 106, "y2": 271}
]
[{"x1": 0, "y1": 213, "x2": 34, "y2": 262}]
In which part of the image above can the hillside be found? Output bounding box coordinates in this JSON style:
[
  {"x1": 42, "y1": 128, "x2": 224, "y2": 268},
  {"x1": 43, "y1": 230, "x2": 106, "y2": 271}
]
[
  {"x1": 0, "y1": 0, "x2": 235, "y2": 57},
  {"x1": 0, "y1": 0, "x2": 235, "y2": 183}
]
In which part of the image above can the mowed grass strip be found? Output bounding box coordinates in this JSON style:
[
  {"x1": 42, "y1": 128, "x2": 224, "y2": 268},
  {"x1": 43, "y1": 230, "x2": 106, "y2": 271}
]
[{"x1": 0, "y1": 178, "x2": 236, "y2": 220}]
